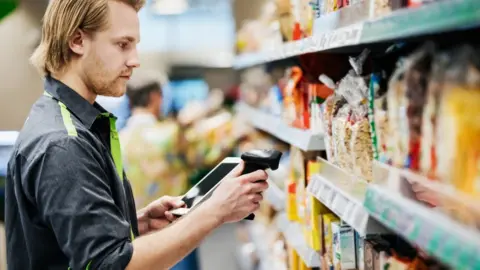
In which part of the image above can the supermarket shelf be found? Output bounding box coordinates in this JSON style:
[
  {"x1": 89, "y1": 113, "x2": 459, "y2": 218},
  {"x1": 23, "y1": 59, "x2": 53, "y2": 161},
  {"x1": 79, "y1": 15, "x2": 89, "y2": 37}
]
[
  {"x1": 235, "y1": 102, "x2": 325, "y2": 151},
  {"x1": 233, "y1": 0, "x2": 480, "y2": 69},
  {"x1": 364, "y1": 185, "x2": 480, "y2": 270},
  {"x1": 276, "y1": 213, "x2": 321, "y2": 268},
  {"x1": 307, "y1": 158, "x2": 387, "y2": 236},
  {"x1": 373, "y1": 161, "x2": 480, "y2": 227}
]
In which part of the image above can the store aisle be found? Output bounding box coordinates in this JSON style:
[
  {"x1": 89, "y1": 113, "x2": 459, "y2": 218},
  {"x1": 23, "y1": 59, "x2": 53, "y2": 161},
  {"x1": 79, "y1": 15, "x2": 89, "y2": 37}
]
[{"x1": 199, "y1": 223, "x2": 240, "y2": 270}]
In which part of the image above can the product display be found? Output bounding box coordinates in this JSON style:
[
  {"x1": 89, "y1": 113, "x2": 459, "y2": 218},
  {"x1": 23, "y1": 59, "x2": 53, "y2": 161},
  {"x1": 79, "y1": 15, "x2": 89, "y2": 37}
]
[
  {"x1": 232, "y1": 1, "x2": 480, "y2": 268},
  {"x1": 323, "y1": 213, "x2": 340, "y2": 266},
  {"x1": 234, "y1": 42, "x2": 480, "y2": 270},
  {"x1": 304, "y1": 161, "x2": 324, "y2": 251},
  {"x1": 320, "y1": 50, "x2": 374, "y2": 181}
]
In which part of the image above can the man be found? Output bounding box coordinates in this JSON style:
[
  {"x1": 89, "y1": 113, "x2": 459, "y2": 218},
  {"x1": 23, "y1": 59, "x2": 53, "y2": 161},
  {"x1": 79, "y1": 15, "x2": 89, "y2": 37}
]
[{"x1": 5, "y1": 1, "x2": 268, "y2": 270}]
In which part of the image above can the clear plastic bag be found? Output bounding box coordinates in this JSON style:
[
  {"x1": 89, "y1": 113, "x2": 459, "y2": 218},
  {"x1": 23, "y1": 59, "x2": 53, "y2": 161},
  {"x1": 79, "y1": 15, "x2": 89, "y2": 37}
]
[
  {"x1": 336, "y1": 49, "x2": 373, "y2": 180},
  {"x1": 350, "y1": 118, "x2": 374, "y2": 180},
  {"x1": 386, "y1": 60, "x2": 408, "y2": 168},
  {"x1": 320, "y1": 95, "x2": 336, "y2": 162},
  {"x1": 332, "y1": 104, "x2": 352, "y2": 171},
  {"x1": 319, "y1": 74, "x2": 339, "y2": 162}
]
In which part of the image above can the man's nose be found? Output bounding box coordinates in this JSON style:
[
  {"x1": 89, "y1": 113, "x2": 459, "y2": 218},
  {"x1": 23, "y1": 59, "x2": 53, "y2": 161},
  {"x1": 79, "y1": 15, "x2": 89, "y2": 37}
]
[{"x1": 127, "y1": 48, "x2": 140, "y2": 68}]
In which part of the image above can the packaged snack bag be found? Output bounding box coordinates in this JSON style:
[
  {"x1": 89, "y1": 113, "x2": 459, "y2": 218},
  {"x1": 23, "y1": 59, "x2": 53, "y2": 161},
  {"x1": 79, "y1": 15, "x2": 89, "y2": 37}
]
[
  {"x1": 387, "y1": 60, "x2": 408, "y2": 168},
  {"x1": 332, "y1": 102, "x2": 352, "y2": 171},
  {"x1": 319, "y1": 74, "x2": 340, "y2": 162},
  {"x1": 332, "y1": 223, "x2": 357, "y2": 270},
  {"x1": 387, "y1": 44, "x2": 435, "y2": 170},
  {"x1": 436, "y1": 45, "x2": 480, "y2": 197},
  {"x1": 369, "y1": 44, "x2": 419, "y2": 166},
  {"x1": 403, "y1": 44, "x2": 435, "y2": 171},
  {"x1": 323, "y1": 214, "x2": 340, "y2": 265},
  {"x1": 321, "y1": 95, "x2": 336, "y2": 161},
  {"x1": 420, "y1": 52, "x2": 449, "y2": 179},
  {"x1": 283, "y1": 67, "x2": 304, "y2": 127},
  {"x1": 337, "y1": 50, "x2": 374, "y2": 180}
]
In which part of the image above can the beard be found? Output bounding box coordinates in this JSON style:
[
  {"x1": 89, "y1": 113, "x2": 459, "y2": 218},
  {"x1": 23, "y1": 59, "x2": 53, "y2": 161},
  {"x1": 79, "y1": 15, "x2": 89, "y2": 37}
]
[{"x1": 82, "y1": 52, "x2": 129, "y2": 97}]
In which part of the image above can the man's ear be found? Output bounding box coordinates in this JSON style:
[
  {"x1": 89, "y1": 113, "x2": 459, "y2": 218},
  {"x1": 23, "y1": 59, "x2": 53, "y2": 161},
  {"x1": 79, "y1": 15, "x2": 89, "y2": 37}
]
[{"x1": 69, "y1": 29, "x2": 87, "y2": 56}]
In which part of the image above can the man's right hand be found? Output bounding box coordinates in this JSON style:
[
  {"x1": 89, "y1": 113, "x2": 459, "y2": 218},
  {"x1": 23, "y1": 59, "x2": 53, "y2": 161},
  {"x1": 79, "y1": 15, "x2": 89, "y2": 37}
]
[
  {"x1": 203, "y1": 161, "x2": 269, "y2": 224},
  {"x1": 126, "y1": 161, "x2": 269, "y2": 270}
]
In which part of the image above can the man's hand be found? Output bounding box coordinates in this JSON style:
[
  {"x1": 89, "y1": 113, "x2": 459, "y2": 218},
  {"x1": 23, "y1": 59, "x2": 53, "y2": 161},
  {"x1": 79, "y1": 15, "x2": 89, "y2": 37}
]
[
  {"x1": 202, "y1": 161, "x2": 269, "y2": 224},
  {"x1": 126, "y1": 162, "x2": 268, "y2": 270},
  {"x1": 137, "y1": 196, "x2": 185, "y2": 235}
]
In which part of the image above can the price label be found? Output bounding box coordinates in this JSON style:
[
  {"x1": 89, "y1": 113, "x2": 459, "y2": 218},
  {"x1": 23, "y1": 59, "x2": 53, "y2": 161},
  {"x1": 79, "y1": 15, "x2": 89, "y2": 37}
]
[
  {"x1": 332, "y1": 194, "x2": 347, "y2": 216},
  {"x1": 416, "y1": 220, "x2": 435, "y2": 251},
  {"x1": 456, "y1": 242, "x2": 476, "y2": 270},
  {"x1": 440, "y1": 237, "x2": 459, "y2": 267},
  {"x1": 304, "y1": 36, "x2": 317, "y2": 53},
  {"x1": 327, "y1": 24, "x2": 363, "y2": 49},
  {"x1": 320, "y1": 184, "x2": 330, "y2": 202},
  {"x1": 326, "y1": 187, "x2": 335, "y2": 205},
  {"x1": 343, "y1": 202, "x2": 354, "y2": 224},
  {"x1": 311, "y1": 23, "x2": 364, "y2": 51}
]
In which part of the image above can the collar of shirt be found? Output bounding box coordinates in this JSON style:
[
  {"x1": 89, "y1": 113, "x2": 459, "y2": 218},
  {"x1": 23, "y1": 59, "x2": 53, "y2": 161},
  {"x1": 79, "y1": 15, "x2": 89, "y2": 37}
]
[{"x1": 44, "y1": 75, "x2": 114, "y2": 129}]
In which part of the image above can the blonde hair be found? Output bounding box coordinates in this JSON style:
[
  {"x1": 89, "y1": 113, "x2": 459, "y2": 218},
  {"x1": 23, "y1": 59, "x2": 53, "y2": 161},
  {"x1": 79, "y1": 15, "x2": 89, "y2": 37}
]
[{"x1": 31, "y1": 0, "x2": 145, "y2": 76}]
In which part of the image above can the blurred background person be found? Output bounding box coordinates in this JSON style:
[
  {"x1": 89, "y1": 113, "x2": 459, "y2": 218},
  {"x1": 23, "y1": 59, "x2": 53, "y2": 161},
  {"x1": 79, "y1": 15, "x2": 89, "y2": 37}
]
[
  {"x1": 120, "y1": 73, "x2": 189, "y2": 211},
  {"x1": 119, "y1": 73, "x2": 197, "y2": 270}
]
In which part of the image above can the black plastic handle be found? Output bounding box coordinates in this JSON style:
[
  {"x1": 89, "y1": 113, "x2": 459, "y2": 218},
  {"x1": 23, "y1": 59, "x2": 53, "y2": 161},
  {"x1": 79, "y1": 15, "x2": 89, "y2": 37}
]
[{"x1": 240, "y1": 149, "x2": 282, "y2": 221}]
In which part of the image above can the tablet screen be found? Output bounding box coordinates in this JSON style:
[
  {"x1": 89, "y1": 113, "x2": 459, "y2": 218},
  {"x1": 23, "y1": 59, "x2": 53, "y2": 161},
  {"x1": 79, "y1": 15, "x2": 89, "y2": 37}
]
[{"x1": 182, "y1": 162, "x2": 238, "y2": 208}]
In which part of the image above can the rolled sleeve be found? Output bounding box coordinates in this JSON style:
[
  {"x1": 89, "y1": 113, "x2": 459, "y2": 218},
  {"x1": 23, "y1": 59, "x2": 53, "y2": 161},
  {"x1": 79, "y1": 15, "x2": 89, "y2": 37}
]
[{"x1": 30, "y1": 137, "x2": 133, "y2": 269}]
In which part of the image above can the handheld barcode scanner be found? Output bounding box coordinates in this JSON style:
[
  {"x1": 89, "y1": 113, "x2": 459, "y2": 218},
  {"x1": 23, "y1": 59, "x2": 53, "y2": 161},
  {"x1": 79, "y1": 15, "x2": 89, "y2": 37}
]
[
  {"x1": 170, "y1": 149, "x2": 282, "y2": 220},
  {"x1": 241, "y1": 149, "x2": 282, "y2": 220}
]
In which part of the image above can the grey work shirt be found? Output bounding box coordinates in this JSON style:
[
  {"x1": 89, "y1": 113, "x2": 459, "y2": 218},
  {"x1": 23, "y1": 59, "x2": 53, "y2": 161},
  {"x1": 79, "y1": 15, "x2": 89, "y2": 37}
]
[{"x1": 5, "y1": 76, "x2": 138, "y2": 270}]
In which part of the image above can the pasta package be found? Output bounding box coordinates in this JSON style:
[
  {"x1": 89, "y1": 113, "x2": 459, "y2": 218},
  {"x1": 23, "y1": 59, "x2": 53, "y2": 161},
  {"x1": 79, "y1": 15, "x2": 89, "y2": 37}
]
[
  {"x1": 387, "y1": 44, "x2": 435, "y2": 170},
  {"x1": 420, "y1": 52, "x2": 450, "y2": 178},
  {"x1": 332, "y1": 104, "x2": 353, "y2": 171},
  {"x1": 387, "y1": 60, "x2": 408, "y2": 168},
  {"x1": 370, "y1": 73, "x2": 391, "y2": 163},
  {"x1": 337, "y1": 50, "x2": 374, "y2": 180},
  {"x1": 403, "y1": 44, "x2": 435, "y2": 171},
  {"x1": 435, "y1": 45, "x2": 480, "y2": 196}
]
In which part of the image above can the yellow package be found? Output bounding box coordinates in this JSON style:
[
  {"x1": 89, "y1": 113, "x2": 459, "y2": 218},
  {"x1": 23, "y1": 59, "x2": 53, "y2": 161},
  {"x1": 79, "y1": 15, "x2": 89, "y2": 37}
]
[
  {"x1": 304, "y1": 195, "x2": 327, "y2": 251},
  {"x1": 437, "y1": 88, "x2": 480, "y2": 196},
  {"x1": 323, "y1": 214, "x2": 340, "y2": 264},
  {"x1": 287, "y1": 181, "x2": 299, "y2": 221},
  {"x1": 290, "y1": 146, "x2": 306, "y2": 223},
  {"x1": 289, "y1": 246, "x2": 300, "y2": 270},
  {"x1": 304, "y1": 161, "x2": 327, "y2": 251},
  {"x1": 299, "y1": 260, "x2": 311, "y2": 270}
]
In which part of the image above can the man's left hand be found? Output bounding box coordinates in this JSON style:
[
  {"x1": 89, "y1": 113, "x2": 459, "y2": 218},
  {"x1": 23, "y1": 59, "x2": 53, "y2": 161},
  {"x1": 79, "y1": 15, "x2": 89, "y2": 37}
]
[{"x1": 137, "y1": 196, "x2": 185, "y2": 235}]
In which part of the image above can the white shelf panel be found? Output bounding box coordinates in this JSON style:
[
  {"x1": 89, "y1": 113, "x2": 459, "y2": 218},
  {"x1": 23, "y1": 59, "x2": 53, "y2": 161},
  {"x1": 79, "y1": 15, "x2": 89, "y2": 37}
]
[
  {"x1": 307, "y1": 158, "x2": 387, "y2": 236},
  {"x1": 236, "y1": 102, "x2": 325, "y2": 151},
  {"x1": 276, "y1": 213, "x2": 321, "y2": 268},
  {"x1": 233, "y1": 23, "x2": 363, "y2": 69}
]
